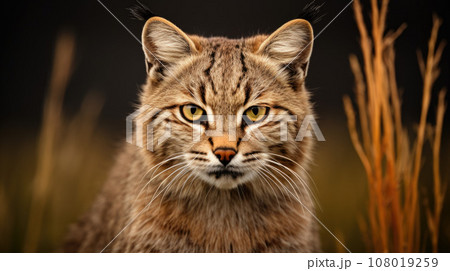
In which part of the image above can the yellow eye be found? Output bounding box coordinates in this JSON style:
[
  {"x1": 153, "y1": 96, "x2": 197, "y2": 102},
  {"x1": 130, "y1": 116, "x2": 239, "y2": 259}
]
[
  {"x1": 244, "y1": 106, "x2": 268, "y2": 124},
  {"x1": 181, "y1": 104, "x2": 206, "y2": 122}
]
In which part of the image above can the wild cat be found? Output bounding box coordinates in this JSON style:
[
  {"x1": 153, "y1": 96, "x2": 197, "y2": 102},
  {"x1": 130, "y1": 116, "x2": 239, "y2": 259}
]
[{"x1": 64, "y1": 3, "x2": 321, "y2": 252}]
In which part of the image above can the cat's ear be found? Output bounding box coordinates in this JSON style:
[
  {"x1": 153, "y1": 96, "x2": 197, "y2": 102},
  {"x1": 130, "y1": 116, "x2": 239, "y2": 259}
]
[
  {"x1": 256, "y1": 19, "x2": 313, "y2": 80},
  {"x1": 141, "y1": 17, "x2": 199, "y2": 74}
]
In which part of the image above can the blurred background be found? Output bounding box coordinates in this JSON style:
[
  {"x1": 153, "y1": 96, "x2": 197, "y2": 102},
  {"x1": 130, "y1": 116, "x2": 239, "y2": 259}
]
[{"x1": 0, "y1": 0, "x2": 449, "y2": 252}]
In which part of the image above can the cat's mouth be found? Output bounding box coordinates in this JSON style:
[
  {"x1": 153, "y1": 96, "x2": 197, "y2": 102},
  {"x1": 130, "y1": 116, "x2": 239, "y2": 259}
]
[
  {"x1": 207, "y1": 167, "x2": 244, "y2": 179},
  {"x1": 200, "y1": 165, "x2": 257, "y2": 189}
]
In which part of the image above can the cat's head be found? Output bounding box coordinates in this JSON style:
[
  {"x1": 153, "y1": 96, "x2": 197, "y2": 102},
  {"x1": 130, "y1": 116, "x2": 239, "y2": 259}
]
[{"x1": 136, "y1": 17, "x2": 314, "y2": 190}]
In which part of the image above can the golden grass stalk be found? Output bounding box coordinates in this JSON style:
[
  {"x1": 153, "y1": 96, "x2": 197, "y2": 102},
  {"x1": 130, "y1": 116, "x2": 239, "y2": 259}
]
[
  {"x1": 23, "y1": 32, "x2": 75, "y2": 252},
  {"x1": 345, "y1": 0, "x2": 446, "y2": 252},
  {"x1": 427, "y1": 89, "x2": 446, "y2": 252}
]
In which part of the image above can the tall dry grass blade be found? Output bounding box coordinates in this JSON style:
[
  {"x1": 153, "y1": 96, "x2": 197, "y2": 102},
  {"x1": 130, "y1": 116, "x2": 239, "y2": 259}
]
[
  {"x1": 356, "y1": 0, "x2": 391, "y2": 252},
  {"x1": 343, "y1": 96, "x2": 378, "y2": 249},
  {"x1": 348, "y1": 0, "x2": 446, "y2": 252},
  {"x1": 48, "y1": 91, "x2": 106, "y2": 248},
  {"x1": 407, "y1": 15, "x2": 443, "y2": 252},
  {"x1": 343, "y1": 97, "x2": 373, "y2": 180},
  {"x1": 427, "y1": 89, "x2": 446, "y2": 252},
  {"x1": 23, "y1": 32, "x2": 75, "y2": 252},
  {"x1": 349, "y1": 55, "x2": 371, "y2": 156}
]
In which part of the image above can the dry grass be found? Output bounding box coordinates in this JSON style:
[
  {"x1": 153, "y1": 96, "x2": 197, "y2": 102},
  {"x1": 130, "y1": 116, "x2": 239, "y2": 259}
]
[
  {"x1": 0, "y1": 5, "x2": 447, "y2": 253},
  {"x1": 344, "y1": 0, "x2": 446, "y2": 252},
  {"x1": 0, "y1": 33, "x2": 114, "y2": 252},
  {"x1": 23, "y1": 31, "x2": 76, "y2": 252},
  {"x1": 427, "y1": 90, "x2": 447, "y2": 252}
]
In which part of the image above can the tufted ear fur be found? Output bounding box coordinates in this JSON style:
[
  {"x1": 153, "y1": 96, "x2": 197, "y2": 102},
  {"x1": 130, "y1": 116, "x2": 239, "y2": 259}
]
[
  {"x1": 141, "y1": 17, "x2": 199, "y2": 75},
  {"x1": 257, "y1": 19, "x2": 314, "y2": 84}
]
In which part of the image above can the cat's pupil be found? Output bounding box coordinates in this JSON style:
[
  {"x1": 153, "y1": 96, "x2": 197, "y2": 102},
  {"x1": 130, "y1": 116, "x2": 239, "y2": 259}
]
[
  {"x1": 190, "y1": 107, "x2": 197, "y2": 115},
  {"x1": 252, "y1": 107, "x2": 259, "y2": 115}
]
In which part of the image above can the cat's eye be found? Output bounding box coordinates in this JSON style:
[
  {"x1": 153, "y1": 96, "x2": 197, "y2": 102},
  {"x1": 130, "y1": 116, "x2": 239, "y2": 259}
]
[
  {"x1": 243, "y1": 106, "x2": 269, "y2": 124},
  {"x1": 180, "y1": 104, "x2": 207, "y2": 123}
]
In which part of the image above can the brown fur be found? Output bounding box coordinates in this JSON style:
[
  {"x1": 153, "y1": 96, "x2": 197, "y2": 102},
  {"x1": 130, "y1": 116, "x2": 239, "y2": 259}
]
[{"x1": 64, "y1": 17, "x2": 320, "y2": 252}]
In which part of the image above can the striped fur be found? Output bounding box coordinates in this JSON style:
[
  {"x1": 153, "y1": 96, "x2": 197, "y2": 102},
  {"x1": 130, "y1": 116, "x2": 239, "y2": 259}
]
[{"x1": 65, "y1": 17, "x2": 320, "y2": 252}]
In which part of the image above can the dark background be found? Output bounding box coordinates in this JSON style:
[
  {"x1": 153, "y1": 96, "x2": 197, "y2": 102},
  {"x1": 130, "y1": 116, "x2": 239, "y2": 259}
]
[
  {"x1": 1, "y1": 0, "x2": 449, "y2": 131},
  {"x1": 1, "y1": 0, "x2": 449, "y2": 252}
]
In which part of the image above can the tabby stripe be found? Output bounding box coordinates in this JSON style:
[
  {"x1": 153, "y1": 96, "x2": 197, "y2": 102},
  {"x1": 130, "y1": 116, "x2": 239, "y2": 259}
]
[
  {"x1": 145, "y1": 104, "x2": 178, "y2": 124},
  {"x1": 161, "y1": 104, "x2": 178, "y2": 111},
  {"x1": 269, "y1": 143, "x2": 284, "y2": 148},
  {"x1": 193, "y1": 157, "x2": 209, "y2": 162},
  {"x1": 283, "y1": 65, "x2": 299, "y2": 91},
  {"x1": 243, "y1": 151, "x2": 262, "y2": 156},
  {"x1": 155, "y1": 65, "x2": 165, "y2": 76},
  {"x1": 235, "y1": 46, "x2": 247, "y2": 92},
  {"x1": 204, "y1": 45, "x2": 219, "y2": 94},
  {"x1": 150, "y1": 61, "x2": 169, "y2": 86},
  {"x1": 242, "y1": 157, "x2": 258, "y2": 163},
  {"x1": 199, "y1": 82, "x2": 206, "y2": 104},
  {"x1": 189, "y1": 151, "x2": 207, "y2": 155},
  {"x1": 236, "y1": 137, "x2": 242, "y2": 148},
  {"x1": 147, "y1": 105, "x2": 179, "y2": 126},
  {"x1": 269, "y1": 143, "x2": 288, "y2": 155},
  {"x1": 243, "y1": 82, "x2": 252, "y2": 105},
  {"x1": 147, "y1": 111, "x2": 162, "y2": 124},
  {"x1": 272, "y1": 105, "x2": 295, "y2": 116}
]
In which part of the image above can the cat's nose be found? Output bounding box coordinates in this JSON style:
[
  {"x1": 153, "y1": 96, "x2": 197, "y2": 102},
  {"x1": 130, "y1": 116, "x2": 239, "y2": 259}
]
[{"x1": 214, "y1": 148, "x2": 236, "y2": 166}]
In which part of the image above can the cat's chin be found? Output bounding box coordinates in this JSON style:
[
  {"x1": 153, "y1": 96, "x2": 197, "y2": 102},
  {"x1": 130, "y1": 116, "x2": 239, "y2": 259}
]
[
  {"x1": 199, "y1": 170, "x2": 256, "y2": 190},
  {"x1": 208, "y1": 178, "x2": 242, "y2": 190}
]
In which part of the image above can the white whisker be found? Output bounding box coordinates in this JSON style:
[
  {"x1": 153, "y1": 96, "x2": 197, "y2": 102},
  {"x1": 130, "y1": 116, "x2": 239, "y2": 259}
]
[
  {"x1": 131, "y1": 160, "x2": 186, "y2": 208},
  {"x1": 156, "y1": 153, "x2": 201, "y2": 207},
  {"x1": 158, "y1": 166, "x2": 192, "y2": 207},
  {"x1": 265, "y1": 160, "x2": 309, "y2": 197},
  {"x1": 266, "y1": 158, "x2": 319, "y2": 208},
  {"x1": 265, "y1": 163, "x2": 303, "y2": 202},
  {"x1": 267, "y1": 152, "x2": 318, "y2": 191},
  {"x1": 147, "y1": 153, "x2": 185, "y2": 182},
  {"x1": 248, "y1": 163, "x2": 282, "y2": 208}
]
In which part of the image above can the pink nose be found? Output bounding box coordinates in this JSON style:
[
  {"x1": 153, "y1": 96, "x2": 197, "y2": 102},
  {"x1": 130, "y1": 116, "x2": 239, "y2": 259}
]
[{"x1": 214, "y1": 148, "x2": 236, "y2": 166}]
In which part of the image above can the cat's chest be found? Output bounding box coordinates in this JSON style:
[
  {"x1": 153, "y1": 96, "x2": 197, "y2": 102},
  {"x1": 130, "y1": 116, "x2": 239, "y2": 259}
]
[{"x1": 122, "y1": 198, "x2": 307, "y2": 252}]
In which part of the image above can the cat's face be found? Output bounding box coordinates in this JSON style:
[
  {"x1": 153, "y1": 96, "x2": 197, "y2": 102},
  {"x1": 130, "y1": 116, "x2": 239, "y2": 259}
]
[{"x1": 137, "y1": 17, "x2": 314, "y2": 190}]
